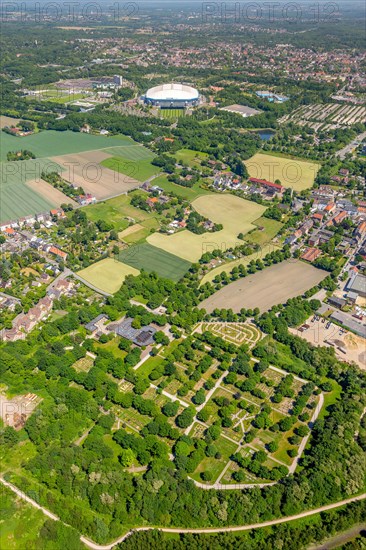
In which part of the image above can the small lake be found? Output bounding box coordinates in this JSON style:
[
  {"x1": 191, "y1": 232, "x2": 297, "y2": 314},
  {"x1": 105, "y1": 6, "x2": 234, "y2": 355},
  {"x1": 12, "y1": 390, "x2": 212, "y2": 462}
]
[{"x1": 256, "y1": 130, "x2": 275, "y2": 141}]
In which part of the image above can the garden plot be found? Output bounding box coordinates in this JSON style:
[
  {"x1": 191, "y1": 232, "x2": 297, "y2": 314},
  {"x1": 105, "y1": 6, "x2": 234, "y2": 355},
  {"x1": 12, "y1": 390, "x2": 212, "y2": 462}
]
[
  {"x1": 72, "y1": 356, "x2": 94, "y2": 372},
  {"x1": 0, "y1": 392, "x2": 41, "y2": 430},
  {"x1": 279, "y1": 103, "x2": 366, "y2": 129}
]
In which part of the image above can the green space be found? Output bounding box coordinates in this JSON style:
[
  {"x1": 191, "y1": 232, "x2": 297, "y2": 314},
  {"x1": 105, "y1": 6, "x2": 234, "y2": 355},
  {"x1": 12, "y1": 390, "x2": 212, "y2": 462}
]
[
  {"x1": 151, "y1": 174, "x2": 211, "y2": 200},
  {"x1": 118, "y1": 242, "x2": 191, "y2": 282},
  {"x1": 0, "y1": 486, "x2": 83, "y2": 550},
  {"x1": 101, "y1": 155, "x2": 159, "y2": 183},
  {"x1": 172, "y1": 148, "x2": 208, "y2": 168},
  {"x1": 84, "y1": 192, "x2": 157, "y2": 232},
  {"x1": 246, "y1": 216, "x2": 283, "y2": 246}
]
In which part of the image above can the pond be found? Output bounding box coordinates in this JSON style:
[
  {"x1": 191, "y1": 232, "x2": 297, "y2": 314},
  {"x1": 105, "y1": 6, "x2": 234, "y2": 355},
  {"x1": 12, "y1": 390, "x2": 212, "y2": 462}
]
[{"x1": 256, "y1": 129, "x2": 275, "y2": 141}]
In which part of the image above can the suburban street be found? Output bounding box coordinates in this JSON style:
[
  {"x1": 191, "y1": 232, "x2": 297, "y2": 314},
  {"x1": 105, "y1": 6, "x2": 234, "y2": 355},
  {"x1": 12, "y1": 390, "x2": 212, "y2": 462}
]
[{"x1": 335, "y1": 130, "x2": 366, "y2": 159}]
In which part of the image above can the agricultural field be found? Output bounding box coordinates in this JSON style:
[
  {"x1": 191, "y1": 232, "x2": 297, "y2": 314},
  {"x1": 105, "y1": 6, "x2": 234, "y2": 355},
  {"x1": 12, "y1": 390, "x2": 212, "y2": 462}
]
[
  {"x1": 200, "y1": 260, "x2": 326, "y2": 312},
  {"x1": 279, "y1": 103, "x2": 366, "y2": 131},
  {"x1": 0, "y1": 160, "x2": 56, "y2": 221},
  {"x1": 77, "y1": 257, "x2": 140, "y2": 294},
  {"x1": 0, "y1": 115, "x2": 22, "y2": 128},
  {"x1": 148, "y1": 194, "x2": 266, "y2": 262},
  {"x1": 118, "y1": 242, "x2": 191, "y2": 282},
  {"x1": 245, "y1": 152, "x2": 320, "y2": 191},
  {"x1": 0, "y1": 130, "x2": 147, "y2": 221},
  {"x1": 0, "y1": 130, "x2": 135, "y2": 162}
]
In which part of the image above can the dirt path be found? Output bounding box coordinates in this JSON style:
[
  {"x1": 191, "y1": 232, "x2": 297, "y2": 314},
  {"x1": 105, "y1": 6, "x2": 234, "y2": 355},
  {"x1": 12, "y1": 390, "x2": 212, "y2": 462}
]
[{"x1": 1, "y1": 477, "x2": 364, "y2": 550}]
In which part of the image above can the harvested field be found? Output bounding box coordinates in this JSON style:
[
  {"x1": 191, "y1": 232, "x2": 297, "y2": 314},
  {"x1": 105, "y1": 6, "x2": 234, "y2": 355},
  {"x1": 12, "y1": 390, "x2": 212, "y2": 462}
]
[
  {"x1": 51, "y1": 151, "x2": 140, "y2": 200},
  {"x1": 148, "y1": 194, "x2": 265, "y2": 262},
  {"x1": 200, "y1": 260, "x2": 326, "y2": 313},
  {"x1": 26, "y1": 178, "x2": 78, "y2": 208},
  {"x1": 77, "y1": 257, "x2": 140, "y2": 294},
  {"x1": 119, "y1": 224, "x2": 144, "y2": 240},
  {"x1": 245, "y1": 152, "x2": 320, "y2": 191}
]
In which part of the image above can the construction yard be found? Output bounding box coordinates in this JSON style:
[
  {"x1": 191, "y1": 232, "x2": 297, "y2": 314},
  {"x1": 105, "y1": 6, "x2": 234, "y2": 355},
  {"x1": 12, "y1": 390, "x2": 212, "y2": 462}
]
[{"x1": 289, "y1": 317, "x2": 366, "y2": 370}]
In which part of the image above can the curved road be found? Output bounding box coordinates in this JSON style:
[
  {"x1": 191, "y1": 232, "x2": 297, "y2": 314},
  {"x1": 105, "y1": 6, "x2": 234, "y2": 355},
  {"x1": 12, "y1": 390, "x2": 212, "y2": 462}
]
[{"x1": 1, "y1": 477, "x2": 364, "y2": 550}]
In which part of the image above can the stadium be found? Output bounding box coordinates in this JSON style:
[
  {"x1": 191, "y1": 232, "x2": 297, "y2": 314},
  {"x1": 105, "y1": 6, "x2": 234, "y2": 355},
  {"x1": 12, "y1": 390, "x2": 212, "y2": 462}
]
[{"x1": 144, "y1": 83, "x2": 200, "y2": 108}]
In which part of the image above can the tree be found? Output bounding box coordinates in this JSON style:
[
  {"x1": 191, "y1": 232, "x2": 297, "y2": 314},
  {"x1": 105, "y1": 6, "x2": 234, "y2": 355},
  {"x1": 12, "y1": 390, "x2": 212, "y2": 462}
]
[
  {"x1": 162, "y1": 401, "x2": 179, "y2": 417},
  {"x1": 119, "y1": 448, "x2": 136, "y2": 467}
]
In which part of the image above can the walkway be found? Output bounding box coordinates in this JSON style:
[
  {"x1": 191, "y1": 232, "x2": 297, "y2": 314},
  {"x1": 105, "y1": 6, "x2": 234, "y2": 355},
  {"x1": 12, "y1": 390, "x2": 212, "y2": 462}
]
[{"x1": 1, "y1": 477, "x2": 363, "y2": 550}]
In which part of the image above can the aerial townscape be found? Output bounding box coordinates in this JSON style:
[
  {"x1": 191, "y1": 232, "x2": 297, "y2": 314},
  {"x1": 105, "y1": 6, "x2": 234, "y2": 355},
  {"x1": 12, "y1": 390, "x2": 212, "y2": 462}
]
[{"x1": 0, "y1": 1, "x2": 365, "y2": 549}]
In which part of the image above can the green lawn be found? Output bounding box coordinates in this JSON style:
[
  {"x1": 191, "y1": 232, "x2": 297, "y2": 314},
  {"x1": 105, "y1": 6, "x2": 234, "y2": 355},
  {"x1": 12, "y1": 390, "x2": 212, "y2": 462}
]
[
  {"x1": 84, "y1": 192, "x2": 158, "y2": 231},
  {"x1": 101, "y1": 155, "x2": 159, "y2": 183},
  {"x1": 136, "y1": 355, "x2": 164, "y2": 378},
  {"x1": 172, "y1": 148, "x2": 208, "y2": 168},
  {"x1": 246, "y1": 216, "x2": 283, "y2": 246},
  {"x1": 152, "y1": 174, "x2": 211, "y2": 200},
  {"x1": 118, "y1": 242, "x2": 191, "y2": 282},
  {"x1": 191, "y1": 434, "x2": 238, "y2": 483}
]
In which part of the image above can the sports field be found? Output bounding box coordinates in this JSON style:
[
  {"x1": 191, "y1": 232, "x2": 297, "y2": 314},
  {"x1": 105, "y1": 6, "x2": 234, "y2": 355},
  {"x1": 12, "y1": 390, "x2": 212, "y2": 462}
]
[
  {"x1": 77, "y1": 258, "x2": 140, "y2": 294},
  {"x1": 118, "y1": 242, "x2": 191, "y2": 282},
  {"x1": 160, "y1": 109, "x2": 186, "y2": 119},
  {"x1": 245, "y1": 152, "x2": 320, "y2": 191},
  {"x1": 148, "y1": 194, "x2": 266, "y2": 262},
  {"x1": 200, "y1": 260, "x2": 326, "y2": 313}
]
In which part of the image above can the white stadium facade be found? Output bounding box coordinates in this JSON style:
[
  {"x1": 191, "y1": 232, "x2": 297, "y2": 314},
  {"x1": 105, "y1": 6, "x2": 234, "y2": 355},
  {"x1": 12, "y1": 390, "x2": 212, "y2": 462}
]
[{"x1": 144, "y1": 83, "x2": 200, "y2": 108}]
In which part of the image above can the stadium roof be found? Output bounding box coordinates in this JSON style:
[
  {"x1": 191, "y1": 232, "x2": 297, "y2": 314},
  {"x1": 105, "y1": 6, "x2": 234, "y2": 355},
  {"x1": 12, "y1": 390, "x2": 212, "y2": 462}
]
[{"x1": 145, "y1": 83, "x2": 199, "y2": 101}]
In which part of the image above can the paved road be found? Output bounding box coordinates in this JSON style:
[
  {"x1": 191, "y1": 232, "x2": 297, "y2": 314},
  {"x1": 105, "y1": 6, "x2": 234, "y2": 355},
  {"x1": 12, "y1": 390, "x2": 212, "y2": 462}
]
[
  {"x1": 335, "y1": 131, "x2": 366, "y2": 159},
  {"x1": 71, "y1": 272, "x2": 112, "y2": 297},
  {"x1": 1, "y1": 477, "x2": 364, "y2": 550}
]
